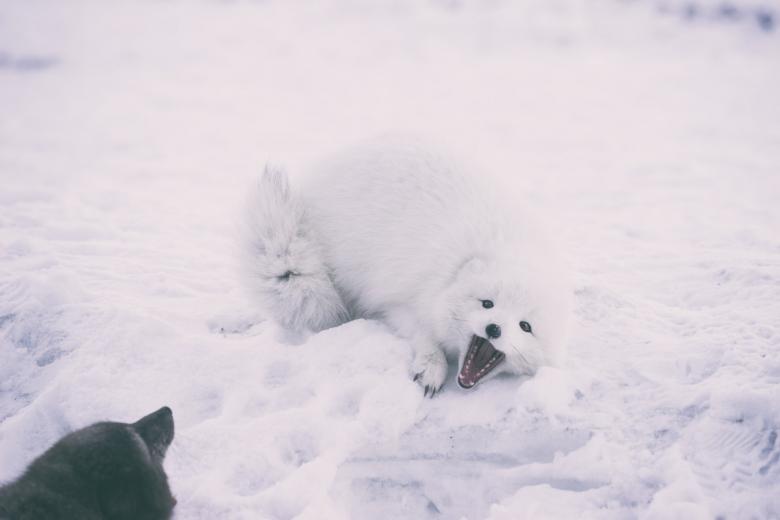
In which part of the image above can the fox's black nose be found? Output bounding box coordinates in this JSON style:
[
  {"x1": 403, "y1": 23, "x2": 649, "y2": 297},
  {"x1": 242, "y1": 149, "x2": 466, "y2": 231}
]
[{"x1": 485, "y1": 323, "x2": 501, "y2": 339}]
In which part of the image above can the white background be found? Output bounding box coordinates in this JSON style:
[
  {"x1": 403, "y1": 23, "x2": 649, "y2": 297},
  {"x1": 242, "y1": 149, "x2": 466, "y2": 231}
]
[{"x1": 1, "y1": 1, "x2": 779, "y2": 518}]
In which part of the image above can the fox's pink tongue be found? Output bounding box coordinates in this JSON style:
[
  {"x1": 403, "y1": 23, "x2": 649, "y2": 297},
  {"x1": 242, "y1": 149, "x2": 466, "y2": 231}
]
[{"x1": 457, "y1": 335, "x2": 505, "y2": 389}]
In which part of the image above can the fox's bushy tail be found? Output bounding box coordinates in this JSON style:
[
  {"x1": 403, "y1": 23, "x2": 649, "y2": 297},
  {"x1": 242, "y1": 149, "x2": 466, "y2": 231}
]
[{"x1": 242, "y1": 166, "x2": 349, "y2": 332}]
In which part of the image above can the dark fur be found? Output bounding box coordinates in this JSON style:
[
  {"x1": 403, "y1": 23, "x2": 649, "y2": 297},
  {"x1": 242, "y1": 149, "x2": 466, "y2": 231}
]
[{"x1": 0, "y1": 407, "x2": 176, "y2": 520}]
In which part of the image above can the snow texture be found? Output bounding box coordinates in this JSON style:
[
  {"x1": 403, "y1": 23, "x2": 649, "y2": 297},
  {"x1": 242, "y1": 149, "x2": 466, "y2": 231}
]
[{"x1": 1, "y1": 1, "x2": 779, "y2": 519}]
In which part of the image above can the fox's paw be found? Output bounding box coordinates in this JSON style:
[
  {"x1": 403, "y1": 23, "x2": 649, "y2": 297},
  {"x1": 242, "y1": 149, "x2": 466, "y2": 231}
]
[{"x1": 411, "y1": 349, "x2": 447, "y2": 398}]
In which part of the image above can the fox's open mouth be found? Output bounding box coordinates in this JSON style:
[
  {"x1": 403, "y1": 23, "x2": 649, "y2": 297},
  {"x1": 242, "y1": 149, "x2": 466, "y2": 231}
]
[{"x1": 457, "y1": 335, "x2": 505, "y2": 389}]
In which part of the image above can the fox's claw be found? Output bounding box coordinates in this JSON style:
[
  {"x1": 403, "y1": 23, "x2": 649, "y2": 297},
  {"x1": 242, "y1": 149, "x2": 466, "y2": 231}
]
[
  {"x1": 412, "y1": 349, "x2": 447, "y2": 398},
  {"x1": 416, "y1": 373, "x2": 440, "y2": 397}
]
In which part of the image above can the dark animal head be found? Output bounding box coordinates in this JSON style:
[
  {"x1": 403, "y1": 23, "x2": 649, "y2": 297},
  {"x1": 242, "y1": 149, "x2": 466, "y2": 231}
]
[{"x1": 60, "y1": 407, "x2": 177, "y2": 520}]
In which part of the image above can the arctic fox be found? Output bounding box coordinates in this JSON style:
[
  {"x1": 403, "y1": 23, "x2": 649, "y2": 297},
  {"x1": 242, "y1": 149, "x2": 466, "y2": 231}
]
[{"x1": 243, "y1": 139, "x2": 570, "y2": 395}]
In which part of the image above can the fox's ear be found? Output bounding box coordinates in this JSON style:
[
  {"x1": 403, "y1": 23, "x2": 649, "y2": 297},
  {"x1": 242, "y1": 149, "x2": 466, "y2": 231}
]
[
  {"x1": 453, "y1": 256, "x2": 486, "y2": 279},
  {"x1": 132, "y1": 406, "x2": 174, "y2": 458},
  {"x1": 464, "y1": 257, "x2": 486, "y2": 274}
]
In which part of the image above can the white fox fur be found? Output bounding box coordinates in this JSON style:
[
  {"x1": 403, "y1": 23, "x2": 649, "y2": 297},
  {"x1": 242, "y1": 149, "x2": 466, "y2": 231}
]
[
  {"x1": 242, "y1": 166, "x2": 349, "y2": 332},
  {"x1": 242, "y1": 138, "x2": 570, "y2": 394}
]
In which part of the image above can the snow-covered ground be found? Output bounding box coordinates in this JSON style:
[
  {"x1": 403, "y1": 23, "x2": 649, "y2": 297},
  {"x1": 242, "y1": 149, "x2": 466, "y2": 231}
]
[{"x1": 1, "y1": 1, "x2": 779, "y2": 518}]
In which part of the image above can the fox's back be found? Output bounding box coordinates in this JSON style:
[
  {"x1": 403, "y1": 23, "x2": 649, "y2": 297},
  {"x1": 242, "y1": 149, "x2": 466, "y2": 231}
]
[{"x1": 302, "y1": 140, "x2": 494, "y2": 312}]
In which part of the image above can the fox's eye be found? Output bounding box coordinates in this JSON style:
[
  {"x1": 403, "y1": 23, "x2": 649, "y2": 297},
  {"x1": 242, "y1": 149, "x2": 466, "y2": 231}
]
[
  {"x1": 481, "y1": 300, "x2": 494, "y2": 309},
  {"x1": 519, "y1": 321, "x2": 532, "y2": 333}
]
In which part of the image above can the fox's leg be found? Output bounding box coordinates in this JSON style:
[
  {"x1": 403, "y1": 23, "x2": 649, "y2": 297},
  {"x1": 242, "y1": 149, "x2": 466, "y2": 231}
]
[
  {"x1": 383, "y1": 307, "x2": 448, "y2": 397},
  {"x1": 410, "y1": 334, "x2": 448, "y2": 398}
]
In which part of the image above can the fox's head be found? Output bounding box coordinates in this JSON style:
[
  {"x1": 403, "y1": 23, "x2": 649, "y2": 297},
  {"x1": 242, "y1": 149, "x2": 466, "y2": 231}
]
[{"x1": 434, "y1": 253, "x2": 571, "y2": 389}]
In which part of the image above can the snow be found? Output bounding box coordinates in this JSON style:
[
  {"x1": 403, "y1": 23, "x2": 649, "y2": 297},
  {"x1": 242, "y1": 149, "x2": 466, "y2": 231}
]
[{"x1": 1, "y1": 0, "x2": 779, "y2": 518}]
